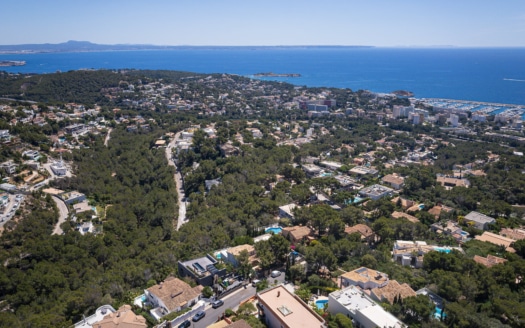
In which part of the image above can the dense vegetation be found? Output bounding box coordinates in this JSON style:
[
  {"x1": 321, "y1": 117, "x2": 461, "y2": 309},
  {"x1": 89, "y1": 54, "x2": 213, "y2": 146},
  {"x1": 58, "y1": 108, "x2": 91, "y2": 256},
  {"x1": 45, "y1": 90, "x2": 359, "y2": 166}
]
[{"x1": 0, "y1": 128, "x2": 179, "y2": 327}]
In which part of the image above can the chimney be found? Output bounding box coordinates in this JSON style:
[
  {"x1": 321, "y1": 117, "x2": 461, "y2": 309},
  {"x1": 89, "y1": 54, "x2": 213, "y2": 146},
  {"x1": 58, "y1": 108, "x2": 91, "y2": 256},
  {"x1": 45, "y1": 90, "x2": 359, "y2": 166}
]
[{"x1": 277, "y1": 291, "x2": 280, "y2": 297}]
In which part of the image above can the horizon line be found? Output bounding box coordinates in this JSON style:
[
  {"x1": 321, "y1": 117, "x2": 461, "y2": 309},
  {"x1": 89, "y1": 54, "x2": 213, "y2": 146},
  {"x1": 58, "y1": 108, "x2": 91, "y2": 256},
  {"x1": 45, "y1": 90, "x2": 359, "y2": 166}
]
[{"x1": 1, "y1": 41, "x2": 525, "y2": 49}]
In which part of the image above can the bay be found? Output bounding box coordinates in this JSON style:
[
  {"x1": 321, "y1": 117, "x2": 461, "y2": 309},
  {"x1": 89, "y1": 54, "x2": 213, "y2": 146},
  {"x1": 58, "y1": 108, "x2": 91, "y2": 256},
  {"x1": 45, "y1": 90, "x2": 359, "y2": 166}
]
[{"x1": 1, "y1": 47, "x2": 524, "y2": 105}]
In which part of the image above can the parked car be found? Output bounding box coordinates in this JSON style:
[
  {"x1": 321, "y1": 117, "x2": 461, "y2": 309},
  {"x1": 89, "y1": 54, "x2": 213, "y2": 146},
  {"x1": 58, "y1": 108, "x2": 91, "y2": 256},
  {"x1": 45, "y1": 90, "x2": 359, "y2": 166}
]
[
  {"x1": 178, "y1": 320, "x2": 191, "y2": 328},
  {"x1": 211, "y1": 299, "x2": 224, "y2": 308},
  {"x1": 271, "y1": 270, "x2": 281, "y2": 278},
  {"x1": 192, "y1": 310, "x2": 206, "y2": 322},
  {"x1": 252, "y1": 279, "x2": 261, "y2": 287}
]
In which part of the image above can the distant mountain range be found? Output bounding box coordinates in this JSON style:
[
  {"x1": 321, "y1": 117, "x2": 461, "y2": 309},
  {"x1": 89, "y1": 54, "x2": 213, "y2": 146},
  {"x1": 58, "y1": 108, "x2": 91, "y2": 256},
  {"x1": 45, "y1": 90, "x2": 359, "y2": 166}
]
[{"x1": 0, "y1": 40, "x2": 373, "y2": 54}]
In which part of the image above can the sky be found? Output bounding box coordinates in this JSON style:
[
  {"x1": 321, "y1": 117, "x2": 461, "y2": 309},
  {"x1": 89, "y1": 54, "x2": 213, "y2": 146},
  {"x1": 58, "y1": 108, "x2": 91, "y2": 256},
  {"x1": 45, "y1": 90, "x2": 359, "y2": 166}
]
[{"x1": 2, "y1": 0, "x2": 525, "y2": 47}]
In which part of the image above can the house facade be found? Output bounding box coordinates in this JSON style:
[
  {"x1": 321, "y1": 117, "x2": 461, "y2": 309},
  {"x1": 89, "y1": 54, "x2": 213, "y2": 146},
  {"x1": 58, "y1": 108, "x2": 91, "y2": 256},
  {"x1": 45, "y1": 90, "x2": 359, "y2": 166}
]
[{"x1": 145, "y1": 276, "x2": 202, "y2": 318}]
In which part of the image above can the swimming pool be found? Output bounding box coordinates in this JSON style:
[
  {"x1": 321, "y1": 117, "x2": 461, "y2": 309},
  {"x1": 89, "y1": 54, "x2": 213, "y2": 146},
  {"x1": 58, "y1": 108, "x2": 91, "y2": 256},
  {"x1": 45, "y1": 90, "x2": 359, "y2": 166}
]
[
  {"x1": 434, "y1": 247, "x2": 451, "y2": 253},
  {"x1": 315, "y1": 299, "x2": 328, "y2": 310},
  {"x1": 434, "y1": 307, "x2": 446, "y2": 319},
  {"x1": 266, "y1": 227, "x2": 283, "y2": 234},
  {"x1": 345, "y1": 196, "x2": 365, "y2": 204}
]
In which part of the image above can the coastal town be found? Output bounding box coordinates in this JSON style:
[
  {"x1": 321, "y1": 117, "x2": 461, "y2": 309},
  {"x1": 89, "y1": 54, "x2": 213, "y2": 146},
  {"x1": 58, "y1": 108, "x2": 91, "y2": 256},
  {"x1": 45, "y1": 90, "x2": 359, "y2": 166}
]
[{"x1": 0, "y1": 69, "x2": 524, "y2": 328}]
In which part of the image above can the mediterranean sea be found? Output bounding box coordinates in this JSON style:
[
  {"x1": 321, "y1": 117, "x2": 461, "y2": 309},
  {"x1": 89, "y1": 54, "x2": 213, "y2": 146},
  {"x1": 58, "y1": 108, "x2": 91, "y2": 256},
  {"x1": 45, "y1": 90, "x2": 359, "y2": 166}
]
[{"x1": 1, "y1": 47, "x2": 524, "y2": 105}]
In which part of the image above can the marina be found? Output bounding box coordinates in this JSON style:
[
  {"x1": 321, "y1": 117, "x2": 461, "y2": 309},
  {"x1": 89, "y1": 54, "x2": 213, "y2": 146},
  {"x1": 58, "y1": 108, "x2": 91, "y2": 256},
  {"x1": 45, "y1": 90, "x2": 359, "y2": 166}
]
[{"x1": 421, "y1": 98, "x2": 525, "y2": 120}]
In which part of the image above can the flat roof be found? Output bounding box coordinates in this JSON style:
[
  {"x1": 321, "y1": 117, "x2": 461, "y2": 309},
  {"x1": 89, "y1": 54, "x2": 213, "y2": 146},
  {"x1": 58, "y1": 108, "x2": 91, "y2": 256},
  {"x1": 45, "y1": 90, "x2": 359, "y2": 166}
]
[
  {"x1": 360, "y1": 184, "x2": 393, "y2": 195},
  {"x1": 74, "y1": 305, "x2": 116, "y2": 328},
  {"x1": 465, "y1": 211, "x2": 495, "y2": 224},
  {"x1": 359, "y1": 304, "x2": 405, "y2": 328},
  {"x1": 330, "y1": 285, "x2": 374, "y2": 313},
  {"x1": 330, "y1": 286, "x2": 404, "y2": 328},
  {"x1": 258, "y1": 285, "x2": 325, "y2": 328}
]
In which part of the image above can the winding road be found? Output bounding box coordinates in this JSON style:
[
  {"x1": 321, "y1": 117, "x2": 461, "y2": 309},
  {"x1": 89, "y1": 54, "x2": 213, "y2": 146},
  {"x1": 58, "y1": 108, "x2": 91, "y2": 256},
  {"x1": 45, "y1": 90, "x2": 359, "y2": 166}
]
[
  {"x1": 104, "y1": 128, "x2": 112, "y2": 147},
  {"x1": 165, "y1": 132, "x2": 188, "y2": 230}
]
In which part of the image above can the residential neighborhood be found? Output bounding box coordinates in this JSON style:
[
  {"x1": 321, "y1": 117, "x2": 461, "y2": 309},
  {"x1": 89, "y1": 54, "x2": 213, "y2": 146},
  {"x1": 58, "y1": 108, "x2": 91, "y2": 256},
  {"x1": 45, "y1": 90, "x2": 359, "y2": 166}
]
[{"x1": 0, "y1": 70, "x2": 524, "y2": 328}]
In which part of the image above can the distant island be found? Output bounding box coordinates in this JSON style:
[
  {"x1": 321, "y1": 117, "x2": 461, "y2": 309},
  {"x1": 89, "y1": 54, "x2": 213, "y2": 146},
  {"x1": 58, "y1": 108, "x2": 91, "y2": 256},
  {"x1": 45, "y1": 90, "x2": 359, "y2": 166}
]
[
  {"x1": 254, "y1": 72, "x2": 301, "y2": 77},
  {"x1": 0, "y1": 60, "x2": 26, "y2": 67},
  {"x1": 0, "y1": 40, "x2": 374, "y2": 54}
]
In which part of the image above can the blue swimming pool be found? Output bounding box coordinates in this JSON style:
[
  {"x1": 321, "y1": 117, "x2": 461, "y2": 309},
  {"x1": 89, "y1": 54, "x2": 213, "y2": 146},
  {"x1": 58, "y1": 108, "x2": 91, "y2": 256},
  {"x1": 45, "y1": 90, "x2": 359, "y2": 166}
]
[
  {"x1": 266, "y1": 227, "x2": 283, "y2": 234},
  {"x1": 434, "y1": 247, "x2": 451, "y2": 253},
  {"x1": 434, "y1": 307, "x2": 446, "y2": 319},
  {"x1": 346, "y1": 196, "x2": 365, "y2": 205},
  {"x1": 315, "y1": 299, "x2": 328, "y2": 310}
]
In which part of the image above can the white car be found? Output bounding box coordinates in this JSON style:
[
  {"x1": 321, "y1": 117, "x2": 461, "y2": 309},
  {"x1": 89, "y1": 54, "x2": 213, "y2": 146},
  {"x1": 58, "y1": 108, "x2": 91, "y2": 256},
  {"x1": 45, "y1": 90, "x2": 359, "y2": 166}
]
[{"x1": 271, "y1": 270, "x2": 281, "y2": 278}]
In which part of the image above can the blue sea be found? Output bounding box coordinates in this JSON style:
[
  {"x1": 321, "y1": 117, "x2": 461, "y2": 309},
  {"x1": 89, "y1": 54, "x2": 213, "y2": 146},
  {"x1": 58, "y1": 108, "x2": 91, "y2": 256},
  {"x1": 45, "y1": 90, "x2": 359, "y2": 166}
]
[{"x1": 1, "y1": 47, "x2": 525, "y2": 105}]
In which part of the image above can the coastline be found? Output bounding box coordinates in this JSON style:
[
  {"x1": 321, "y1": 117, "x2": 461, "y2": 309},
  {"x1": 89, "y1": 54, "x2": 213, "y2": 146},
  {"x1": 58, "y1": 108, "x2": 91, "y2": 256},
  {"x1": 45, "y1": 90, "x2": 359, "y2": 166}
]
[{"x1": 1, "y1": 47, "x2": 524, "y2": 106}]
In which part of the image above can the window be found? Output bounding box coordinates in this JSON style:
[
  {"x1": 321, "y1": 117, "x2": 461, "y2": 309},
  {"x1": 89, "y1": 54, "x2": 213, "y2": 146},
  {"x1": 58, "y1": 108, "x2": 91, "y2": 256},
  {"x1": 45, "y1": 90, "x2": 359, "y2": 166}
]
[{"x1": 277, "y1": 305, "x2": 292, "y2": 316}]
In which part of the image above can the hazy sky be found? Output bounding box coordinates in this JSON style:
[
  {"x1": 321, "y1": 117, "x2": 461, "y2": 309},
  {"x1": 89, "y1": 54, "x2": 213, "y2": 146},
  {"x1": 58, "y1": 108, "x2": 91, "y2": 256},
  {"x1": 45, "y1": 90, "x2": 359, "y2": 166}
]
[{"x1": 2, "y1": 0, "x2": 525, "y2": 47}]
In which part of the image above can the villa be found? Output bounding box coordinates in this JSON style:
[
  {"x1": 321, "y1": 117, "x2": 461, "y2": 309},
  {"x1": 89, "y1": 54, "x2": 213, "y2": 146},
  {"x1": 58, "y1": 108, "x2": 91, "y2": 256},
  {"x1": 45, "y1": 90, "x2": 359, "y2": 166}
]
[
  {"x1": 282, "y1": 225, "x2": 314, "y2": 244},
  {"x1": 436, "y1": 175, "x2": 470, "y2": 189},
  {"x1": 499, "y1": 227, "x2": 525, "y2": 241},
  {"x1": 473, "y1": 254, "x2": 507, "y2": 268},
  {"x1": 344, "y1": 224, "x2": 378, "y2": 244},
  {"x1": 358, "y1": 184, "x2": 394, "y2": 200},
  {"x1": 475, "y1": 232, "x2": 515, "y2": 252},
  {"x1": 431, "y1": 220, "x2": 469, "y2": 242},
  {"x1": 339, "y1": 267, "x2": 416, "y2": 305},
  {"x1": 279, "y1": 203, "x2": 298, "y2": 220},
  {"x1": 178, "y1": 254, "x2": 227, "y2": 286},
  {"x1": 392, "y1": 240, "x2": 462, "y2": 268},
  {"x1": 349, "y1": 166, "x2": 379, "y2": 177},
  {"x1": 90, "y1": 304, "x2": 146, "y2": 328},
  {"x1": 381, "y1": 173, "x2": 405, "y2": 190},
  {"x1": 257, "y1": 285, "x2": 327, "y2": 328},
  {"x1": 340, "y1": 267, "x2": 389, "y2": 289},
  {"x1": 465, "y1": 211, "x2": 495, "y2": 230},
  {"x1": 391, "y1": 211, "x2": 420, "y2": 223},
  {"x1": 73, "y1": 305, "x2": 117, "y2": 328},
  {"x1": 145, "y1": 276, "x2": 203, "y2": 319},
  {"x1": 218, "y1": 244, "x2": 257, "y2": 267},
  {"x1": 1, "y1": 160, "x2": 17, "y2": 175},
  {"x1": 328, "y1": 285, "x2": 405, "y2": 328}
]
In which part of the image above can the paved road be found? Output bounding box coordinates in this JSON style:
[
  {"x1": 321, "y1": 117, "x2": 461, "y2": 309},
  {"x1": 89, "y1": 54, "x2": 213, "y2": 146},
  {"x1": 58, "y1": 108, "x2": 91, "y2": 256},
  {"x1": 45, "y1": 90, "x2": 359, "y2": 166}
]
[
  {"x1": 165, "y1": 132, "x2": 188, "y2": 230},
  {"x1": 104, "y1": 128, "x2": 112, "y2": 147},
  {"x1": 51, "y1": 195, "x2": 69, "y2": 235},
  {"x1": 0, "y1": 194, "x2": 23, "y2": 229},
  {"x1": 192, "y1": 285, "x2": 257, "y2": 328}
]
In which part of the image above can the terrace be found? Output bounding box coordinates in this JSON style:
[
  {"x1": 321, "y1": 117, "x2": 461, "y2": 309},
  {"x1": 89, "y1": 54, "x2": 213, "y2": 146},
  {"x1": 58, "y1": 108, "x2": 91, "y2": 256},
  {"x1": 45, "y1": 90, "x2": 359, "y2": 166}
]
[{"x1": 178, "y1": 254, "x2": 227, "y2": 286}]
